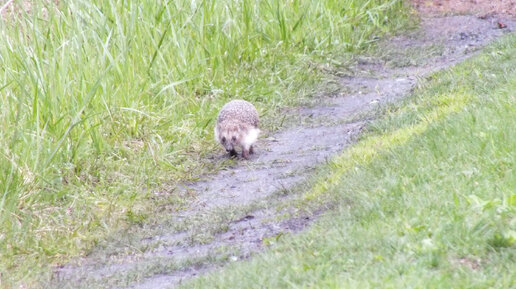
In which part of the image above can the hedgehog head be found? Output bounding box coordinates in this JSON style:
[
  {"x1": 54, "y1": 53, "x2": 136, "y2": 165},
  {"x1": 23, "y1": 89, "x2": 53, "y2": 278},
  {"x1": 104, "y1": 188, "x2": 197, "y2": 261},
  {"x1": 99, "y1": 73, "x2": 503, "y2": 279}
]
[{"x1": 218, "y1": 122, "x2": 245, "y2": 152}]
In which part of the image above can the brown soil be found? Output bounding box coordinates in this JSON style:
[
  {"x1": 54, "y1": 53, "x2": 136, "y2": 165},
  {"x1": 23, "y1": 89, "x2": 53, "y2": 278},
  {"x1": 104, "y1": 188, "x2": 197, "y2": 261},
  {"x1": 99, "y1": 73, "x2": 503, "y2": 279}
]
[
  {"x1": 0, "y1": 0, "x2": 58, "y2": 19},
  {"x1": 411, "y1": 0, "x2": 516, "y2": 16}
]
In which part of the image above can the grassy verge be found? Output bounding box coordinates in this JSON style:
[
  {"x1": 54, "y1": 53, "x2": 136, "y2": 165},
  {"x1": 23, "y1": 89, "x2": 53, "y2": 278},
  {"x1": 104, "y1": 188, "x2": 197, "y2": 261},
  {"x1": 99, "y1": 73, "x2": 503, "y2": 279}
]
[
  {"x1": 0, "y1": 0, "x2": 409, "y2": 286},
  {"x1": 181, "y1": 33, "x2": 516, "y2": 288}
]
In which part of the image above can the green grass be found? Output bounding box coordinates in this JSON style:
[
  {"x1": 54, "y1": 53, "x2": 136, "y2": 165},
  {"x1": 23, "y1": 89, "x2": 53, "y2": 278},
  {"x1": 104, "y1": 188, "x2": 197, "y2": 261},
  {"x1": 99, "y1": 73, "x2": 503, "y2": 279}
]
[
  {"x1": 180, "y1": 34, "x2": 516, "y2": 288},
  {"x1": 0, "y1": 0, "x2": 409, "y2": 286}
]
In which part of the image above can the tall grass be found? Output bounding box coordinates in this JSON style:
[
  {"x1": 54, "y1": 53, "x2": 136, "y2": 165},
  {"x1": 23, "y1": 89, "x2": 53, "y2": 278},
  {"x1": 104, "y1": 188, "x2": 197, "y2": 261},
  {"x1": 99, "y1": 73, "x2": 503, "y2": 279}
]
[{"x1": 0, "y1": 0, "x2": 407, "y2": 284}]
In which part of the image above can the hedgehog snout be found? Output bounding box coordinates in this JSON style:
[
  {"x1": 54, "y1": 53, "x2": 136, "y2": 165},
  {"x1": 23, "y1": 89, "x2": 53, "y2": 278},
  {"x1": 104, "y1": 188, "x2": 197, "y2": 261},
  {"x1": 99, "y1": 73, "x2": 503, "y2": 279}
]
[{"x1": 220, "y1": 136, "x2": 233, "y2": 151}]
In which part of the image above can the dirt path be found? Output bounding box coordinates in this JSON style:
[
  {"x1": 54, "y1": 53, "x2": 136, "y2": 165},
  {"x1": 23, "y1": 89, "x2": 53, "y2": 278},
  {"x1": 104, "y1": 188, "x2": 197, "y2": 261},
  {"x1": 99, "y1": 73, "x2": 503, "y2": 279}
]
[
  {"x1": 412, "y1": 0, "x2": 516, "y2": 17},
  {"x1": 50, "y1": 14, "x2": 516, "y2": 289}
]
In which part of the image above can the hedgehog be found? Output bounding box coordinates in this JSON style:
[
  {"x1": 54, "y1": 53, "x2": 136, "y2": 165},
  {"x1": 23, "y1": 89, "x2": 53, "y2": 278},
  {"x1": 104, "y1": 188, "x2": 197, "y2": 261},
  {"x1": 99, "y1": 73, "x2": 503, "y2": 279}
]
[{"x1": 214, "y1": 99, "x2": 260, "y2": 159}]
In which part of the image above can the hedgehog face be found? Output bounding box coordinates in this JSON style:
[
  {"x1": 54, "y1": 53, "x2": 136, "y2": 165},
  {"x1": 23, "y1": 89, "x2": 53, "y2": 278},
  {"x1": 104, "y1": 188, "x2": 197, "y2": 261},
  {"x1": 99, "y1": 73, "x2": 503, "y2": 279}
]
[{"x1": 220, "y1": 130, "x2": 241, "y2": 152}]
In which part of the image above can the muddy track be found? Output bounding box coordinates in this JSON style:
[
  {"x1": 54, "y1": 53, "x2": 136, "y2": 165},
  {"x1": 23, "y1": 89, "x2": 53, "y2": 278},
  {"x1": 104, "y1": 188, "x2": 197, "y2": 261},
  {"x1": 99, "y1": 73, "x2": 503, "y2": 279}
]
[{"x1": 50, "y1": 15, "x2": 516, "y2": 289}]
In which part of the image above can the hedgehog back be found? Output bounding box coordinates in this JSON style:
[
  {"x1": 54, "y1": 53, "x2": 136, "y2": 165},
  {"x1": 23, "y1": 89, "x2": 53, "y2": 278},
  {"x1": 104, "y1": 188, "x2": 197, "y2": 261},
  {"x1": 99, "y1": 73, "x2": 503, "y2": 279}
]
[{"x1": 217, "y1": 100, "x2": 259, "y2": 127}]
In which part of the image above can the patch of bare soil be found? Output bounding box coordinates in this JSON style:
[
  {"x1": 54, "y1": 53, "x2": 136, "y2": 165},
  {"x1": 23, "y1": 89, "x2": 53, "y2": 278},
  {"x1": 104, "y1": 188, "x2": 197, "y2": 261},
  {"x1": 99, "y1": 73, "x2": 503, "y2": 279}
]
[
  {"x1": 50, "y1": 15, "x2": 516, "y2": 289},
  {"x1": 411, "y1": 0, "x2": 516, "y2": 17},
  {"x1": 0, "y1": 0, "x2": 58, "y2": 19}
]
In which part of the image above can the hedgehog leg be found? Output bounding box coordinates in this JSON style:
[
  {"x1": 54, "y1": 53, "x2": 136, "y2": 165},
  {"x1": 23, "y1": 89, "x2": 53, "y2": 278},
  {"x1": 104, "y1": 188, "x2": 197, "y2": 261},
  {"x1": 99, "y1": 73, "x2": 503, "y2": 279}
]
[
  {"x1": 249, "y1": 145, "x2": 254, "y2": 155},
  {"x1": 242, "y1": 147, "x2": 250, "y2": 160}
]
